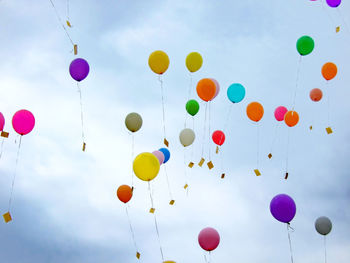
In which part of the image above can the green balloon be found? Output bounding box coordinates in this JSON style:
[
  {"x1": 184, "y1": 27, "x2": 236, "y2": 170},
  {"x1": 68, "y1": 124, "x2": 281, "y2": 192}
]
[
  {"x1": 296, "y1": 36, "x2": 314, "y2": 56},
  {"x1": 186, "y1": 99, "x2": 200, "y2": 116}
]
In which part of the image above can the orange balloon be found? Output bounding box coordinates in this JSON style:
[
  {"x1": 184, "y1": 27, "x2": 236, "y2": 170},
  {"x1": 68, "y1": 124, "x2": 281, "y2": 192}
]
[
  {"x1": 246, "y1": 102, "x2": 264, "y2": 122},
  {"x1": 196, "y1": 78, "x2": 216, "y2": 102},
  {"x1": 322, "y1": 62, "x2": 337, "y2": 81},
  {"x1": 117, "y1": 185, "x2": 133, "y2": 203},
  {"x1": 310, "y1": 88, "x2": 323, "y2": 102},
  {"x1": 284, "y1": 111, "x2": 299, "y2": 127}
]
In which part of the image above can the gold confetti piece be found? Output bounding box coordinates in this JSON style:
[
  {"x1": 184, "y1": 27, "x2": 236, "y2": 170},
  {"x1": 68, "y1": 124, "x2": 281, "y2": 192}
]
[
  {"x1": 198, "y1": 158, "x2": 205, "y2": 167},
  {"x1": 336, "y1": 26, "x2": 340, "y2": 33},
  {"x1": 164, "y1": 138, "x2": 169, "y2": 147},
  {"x1": 169, "y1": 200, "x2": 175, "y2": 205},
  {"x1": 216, "y1": 146, "x2": 219, "y2": 154},
  {"x1": 221, "y1": 173, "x2": 225, "y2": 179},
  {"x1": 254, "y1": 169, "x2": 261, "y2": 176},
  {"x1": 268, "y1": 153, "x2": 272, "y2": 159},
  {"x1": 188, "y1": 162, "x2": 194, "y2": 168},
  {"x1": 285, "y1": 172, "x2": 289, "y2": 180},
  {"x1": 136, "y1": 252, "x2": 141, "y2": 259},
  {"x1": 82, "y1": 142, "x2": 86, "y2": 151},
  {"x1": 149, "y1": 208, "x2": 155, "y2": 213},
  {"x1": 326, "y1": 127, "x2": 333, "y2": 134},
  {"x1": 1, "y1": 131, "x2": 9, "y2": 138},
  {"x1": 74, "y1": 44, "x2": 78, "y2": 55},
  {"x1": 309, "y1": 125, "x2": 313, "y2": 130},
  {"x1": 3, "y1": 212, "x2": 12, "y2": 223},
  {"x1": 207, "y1": 161, "x2": 214, "y2": 170},
  {"x1": 184, "y1": 184, "x2": 188, "y2": 189},
  {"x1": 66, "y1": 20, "x2": 72, "y2": 27}
]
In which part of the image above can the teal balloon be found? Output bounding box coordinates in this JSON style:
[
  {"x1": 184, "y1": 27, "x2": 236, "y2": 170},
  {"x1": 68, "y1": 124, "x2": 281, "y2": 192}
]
[
  {"x1": 227, "y1": 83, "x2": 245, "y2": 103},
  {"x1": 296, "y1": 36, "x2": 314, "y2": 56},
  {"x1": 186, "y1": 99, "x2": 200, "y2": 116}
]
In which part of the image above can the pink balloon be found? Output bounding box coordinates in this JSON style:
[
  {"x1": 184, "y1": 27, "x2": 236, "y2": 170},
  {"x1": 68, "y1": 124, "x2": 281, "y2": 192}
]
[
  {"x1": 198, "y1": 227, "x2": 220, "y2": 251},
  {"x1": 211, "y1": 78, "x2": 220, "y2": 99},
  {"x1": 12, "y1": 110, "x2": 35, "y2": 135},
  {"x1": 152, "y1": 150, "x2": 165, "y2": 165},
  {"x1": 0, "y1": 112, "x2": 4, "y2": 131},
  {"x1": 274, "y1": 106, "x2": 288, "y2": 122}
]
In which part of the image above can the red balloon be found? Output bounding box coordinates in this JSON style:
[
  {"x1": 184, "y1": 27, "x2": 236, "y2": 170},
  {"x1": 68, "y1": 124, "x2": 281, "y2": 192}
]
[{"x1": 212, "y1": 130, "x2": 225, "y2": 146}]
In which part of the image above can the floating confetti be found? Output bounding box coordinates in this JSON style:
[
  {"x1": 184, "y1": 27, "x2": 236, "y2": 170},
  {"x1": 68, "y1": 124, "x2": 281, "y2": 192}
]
[
  {"x1": 326, "y1": 127, "x2": 333, "y2": 134},
  {"x1": 164, "y1": 138, "x2": 169, "y2": 147},
  {"x1": 198, "y1": 158, "x2": 205, "y2": 167},
  {"x1": 0, "y1": 131, "x2": 9, "y2": 138},
  {"x1": 169, "y1": 200, "x2": 175, "y2": 205},
  {"x1": 3, "y1": 212, "x2": 12, "y2": 223},
  {"x1": 188, "y1": 162, "x2": 194, "y2": 168},
  {"x1": 268, "y1": 153, "x2": 272, "y2": 159},
  {"x1": 254, "y1": 169, "x2": 261, "y2": 176},
  {"x1": 207, "y1": 161, "x2": 214, "y2": 170}
]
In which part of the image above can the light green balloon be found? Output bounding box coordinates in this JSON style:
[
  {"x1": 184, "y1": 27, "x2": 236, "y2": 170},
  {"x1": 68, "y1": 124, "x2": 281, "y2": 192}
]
[
  {"x1": 186, "y1": 99, "x2": 200, "y2": 116},
  {"x1": 296, "y1": 36, "x2": 314, "y2": 56},
  {"x1": 125, "y1": 112, "x2": 142, "y2": 132}
]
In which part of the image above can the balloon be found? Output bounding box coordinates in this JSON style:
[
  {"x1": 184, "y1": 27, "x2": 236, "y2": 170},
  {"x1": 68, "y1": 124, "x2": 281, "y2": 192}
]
[
  {"x1": 296, "y1": 36, "x2": 314, "y2": 56},
  {"x1": 211, "y1": 79, "x2": 220, "y2": 99},
  {"x1": 310, "y1": 88, "x2": 323, "y2": 102},
  {"x1": 212, "y1": 130, "x2": 225, "y2": 146},
  {"x1": 152, "y1": 150, "x2": 165, "y2": 165},
  {"x1": 284, "y1": 111, "x2": 299, "y2": 127},
  {"x1": 196, "y1": 78, "x2": 216, "y2": 102},
  {"x1": 69, "y1": 58, "x2": 90, "y2": 81},
  {"x1": 315, "y1": 216, "x2": 332, "y2": 235},
  {"x1": 322, "y1": 62, "x2": 337, "y2": 81},
  {"x1": 0, "y1": 112, "x2": 5, "y2": 131},
  {"x1": 186, "y1": 52, "x2": 203, "y2": 73},
  {"x1": 227, "y1": 83, "x2": 245, "y2": 103},
  {"x1": 133, "y1": 152, "x2": 160, "y2": 181},
  {"x1": 198, "y1": 227, "x2": 220, "y2": 251},
  {"x1": 159, "y1": 148, "x2": 170, "y2": 164},
  {"x1": 148, "y1": 50, "x2": 169, "y2": 75},
  {"x1": 246, "y1": 102, "x2": 264, "y2": 122},
  {"x1": 186, "y1": 100, "x2": 200, "y2": 116},
  {"x1": 12, "y1": 109, "x2": 35, "y2": 135},
  {"x1": 125, "y1": 112, "x2": 143, "y2": 132},
  {"x1": 326, "y1": 0, "x2": 341, "y2": 7},
  {"x1": 270, "y1": 194, "x2": 296, "y2": 223},
  {"x1": 179, "y1": 128, "x2": 195, "y2": 147},
  {"x1": 274, "y1": 106, "x2": 288, "y2": 121},
  {"x1": 117, "y1": 185, "x2": 133, "y2": 203}
]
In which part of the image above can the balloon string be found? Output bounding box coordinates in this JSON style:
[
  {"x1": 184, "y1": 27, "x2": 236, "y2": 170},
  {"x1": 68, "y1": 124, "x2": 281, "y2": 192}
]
[
  {"x1": 286, "y1": 128, "x2": 290, "y2": 176},
  {"x1": 125, "y1": 205, "x2": 139, "y2": 253},
  {"x1": 223, "y1": 104, "x2": 233, "y2": 132},
  {"x1": 158, "y1": 75, "x2": 167, "y2": 141},
  {"x1": 324, "y1": 236, "x2": 327, "y2": 263},
  {"x1": 208, "y1": 101, "x2": 212, "y2": 161},
  {"x1": 66, "y1": 0, "x2": 70, "y2": 21},
  {"x1": 8, "y1": 135, "x2": 22, "y2": 211},
  {"x1": 131, "y1": 133, "x2": 135, "y2": 187},
  {"x1": 77, "y1": 82, "x2": 86, "y2": 146},
  {"x1": 147, "y1": 181, "x2": 164, "y2": 262},
  {"x1": 287, "y1": 223, "x2": 294, "y2": 263},
  {"x1": 337, "y1": 9, "x2": 350, "y2": 35},
  {"x1": 0, "y1": 138, "x2": 4, "y2": 160},
  {"x1": 256, "y1": 123, "x2": 260, "y2": 169},
  {"x1": 183, "y1": 148, "x2": 189, "y2": 195},
  {"x1": 269, "y1": 122, "x2": 279, "y2": 154},
  {"x1": 164, "y1": 165, "x2": 173, "y2": 199},
  {"x1": 327, "y1": 82, "x2": 331, "y2": 125},
  {"x1": 201, "y1": 103, "x2": 208, "y2": 158},
  {"x1": 48, "y1": 0, "x2": 75, "y2": 48},
  {"x1": 184, "y1": 72, "x2": 193, "y2": 128},
  {"x1": 320, "y1": 0, "x2": 338, "y2": 30},
  {"x1": 292, "y1": 56, "x2": 302, "y2": 110}
]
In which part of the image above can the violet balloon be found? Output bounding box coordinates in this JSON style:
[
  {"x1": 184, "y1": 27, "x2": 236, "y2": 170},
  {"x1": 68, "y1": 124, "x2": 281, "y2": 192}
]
[
  {"x1": 198, "y1": 227, "x2": 220, "y2": 251},
  {"x1": 211, "y1": 78, "x2": 220, "y2": 99},
  {"x1": 152, "y1": 150, "x2": 165, "y2": 165},
  {"x1": 270, "y1": 194, "x2": 296, "y2": 223},
  {"x1": 326, "y1": 0, "x2": 341, "y2": 7},
  {"x1": 12, "y1": 110, "x2": 35, "y2": 135},
  {"x1": 0, "y1": 112, "x2": 5, "y2": 131},
  {"x1": 69, "y1": 58, "x2": 90, "y2": 82},
  {"x1": 274, "y1": 106, "x2": 288, "y2": 122}
]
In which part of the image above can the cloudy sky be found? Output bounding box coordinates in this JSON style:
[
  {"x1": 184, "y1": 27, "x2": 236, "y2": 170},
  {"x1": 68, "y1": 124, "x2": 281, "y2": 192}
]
[{"x1": 0, "y1": 0, "x2": 349, "y2": 262}]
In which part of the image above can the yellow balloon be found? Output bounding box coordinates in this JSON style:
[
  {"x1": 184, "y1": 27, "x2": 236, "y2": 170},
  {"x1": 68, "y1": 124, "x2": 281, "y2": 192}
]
[
  {"x1": 186, "y1": 52, "x2": 203, "y2": 73},
  {"x1": 133, "y1": 152, "x2": 160, "y2": 181},
  {"x1": 148, "y1": 50, "x2": 170, "y2": 75}
]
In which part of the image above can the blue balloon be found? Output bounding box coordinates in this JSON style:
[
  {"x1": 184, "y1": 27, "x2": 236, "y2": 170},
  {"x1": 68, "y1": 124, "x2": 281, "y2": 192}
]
[
  {"x1": 227, "y1": 83, "x2": 245, "y2": 103},
  {"x1": 159, "y1": 148, "x2": 170, "y2": 163}
]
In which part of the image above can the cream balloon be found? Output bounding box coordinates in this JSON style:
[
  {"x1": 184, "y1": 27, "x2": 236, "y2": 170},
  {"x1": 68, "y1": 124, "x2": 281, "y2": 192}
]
[
  {"x1": 125, "y1": 112, "x2": 142, "y2": 132},
  {"x1": 179, "y1": 128, "x2": 195, "y2": 147}
]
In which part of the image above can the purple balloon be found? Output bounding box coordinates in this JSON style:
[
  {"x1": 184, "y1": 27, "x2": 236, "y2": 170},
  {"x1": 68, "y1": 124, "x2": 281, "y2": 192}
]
[
  {"x1": 69, "y1": 58, "x2": 90, "y2": 82},
  {"x1": 270, "y1": 194, "x2": 296, "y2": 223},
  {"x1": 326, "y1": 0, "x2": 341, "y2": 7}
]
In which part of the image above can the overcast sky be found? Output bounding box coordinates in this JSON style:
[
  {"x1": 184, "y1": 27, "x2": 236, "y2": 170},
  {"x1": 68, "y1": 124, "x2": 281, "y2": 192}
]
[{"x1": 0, "y1": 0, "x2": 349, "y2": 262}]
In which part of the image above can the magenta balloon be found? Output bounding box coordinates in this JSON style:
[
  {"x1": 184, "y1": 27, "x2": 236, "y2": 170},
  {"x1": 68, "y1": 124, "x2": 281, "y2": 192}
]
[
  {"x1": 152, "y1": 150, "x2": 165, "y2": 165},
  {"x1": 211, "y1": 78, "x2": 220, "y2": 99},
  {"x1": 12, "y1": 110, "x2": 35, "y2": 135},
  {"x1": 69, "y1": 58, "x2": 90, "y2": 82},
  {"x1": 326, "y1": 0, "x2": 341, "y2": 7},
  {"x1": 274, "y1": 106, "x2": 288, "y2": 122},
  {"x1": 270, "y1": 194, "x2": 296, "y2": 223},
  {"x1": 0, "y1": 112, "x2": 5, "y2": 131},
  {"x1": 198, "y1": 227, "x2": 220, "y2": 251}
]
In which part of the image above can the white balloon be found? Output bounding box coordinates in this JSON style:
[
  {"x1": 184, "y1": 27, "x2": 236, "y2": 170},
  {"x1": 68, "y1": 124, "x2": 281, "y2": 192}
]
[
  {"x1": 315, "y1": 216, "x2": 332, "y2": 235},
  {"x1": 179, "y1": 128, "x2": 195, "y2": 147}
]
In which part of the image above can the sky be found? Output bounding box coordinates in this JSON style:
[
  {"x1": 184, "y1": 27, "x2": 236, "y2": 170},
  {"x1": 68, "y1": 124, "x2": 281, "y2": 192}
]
[{"x1": 0, "y1": 0, "x2": 349, "y2": 262}]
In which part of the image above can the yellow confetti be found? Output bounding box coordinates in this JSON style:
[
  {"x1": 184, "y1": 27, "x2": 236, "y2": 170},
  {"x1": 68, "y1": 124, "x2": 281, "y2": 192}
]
[
  {"x1": 216, "y1": 146, "x2": 219, "y2": 154},
  {"x1": 254, "y1": 169, "x2": 261, "y2": 176},
  {"x1": 326, "y1": 127, "x2": 333, "y2": 134},
  {"x1": 336, "y1": 26, "x2": 340, "y2": 33},
  {"x1": 268, "y1": 153, "x2": 272, "y2": 159},
  {"x1": 184, "y1": 184, "x2": 188, "y2": 189},
  {"x1": 188, "y1": 162, "x2": 194, "y2": 168},
  {"x1": 169, "y1": 200, "x2": 175, "y2": 205},
  {"x1": 0, "y1": 131, "x2": 9, "y2": 138},
  {"x1": 198, "y1": 158, "x2": 205, "y2": 167},
  {"x1": 3, "y1": 212, "x2": 12, "y2": 223},
  {"x1": 82, "y1": 142, "x2": 86, "y2": 151},
  {"x1": 221, "y1": 173, "x2": 225, "y2": 179},
  {"x1": 164, "y1": 138, "x2": 169, "y2": 147},
  {"x1": 207, "y1": 161, "x2": 214, "y2": 170},
  {"x1": 66, "y1": 20, "x2": 72, "y2": 27},
  {"x1": 74, "y1": 44, "x2": 78, "y2": 55},
  {"x1": 136, "y1": 252, "x2": 141, "y2": 259},
  {"x1": 149, "y1": 208, "x2": 155, "y2": 213}
]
